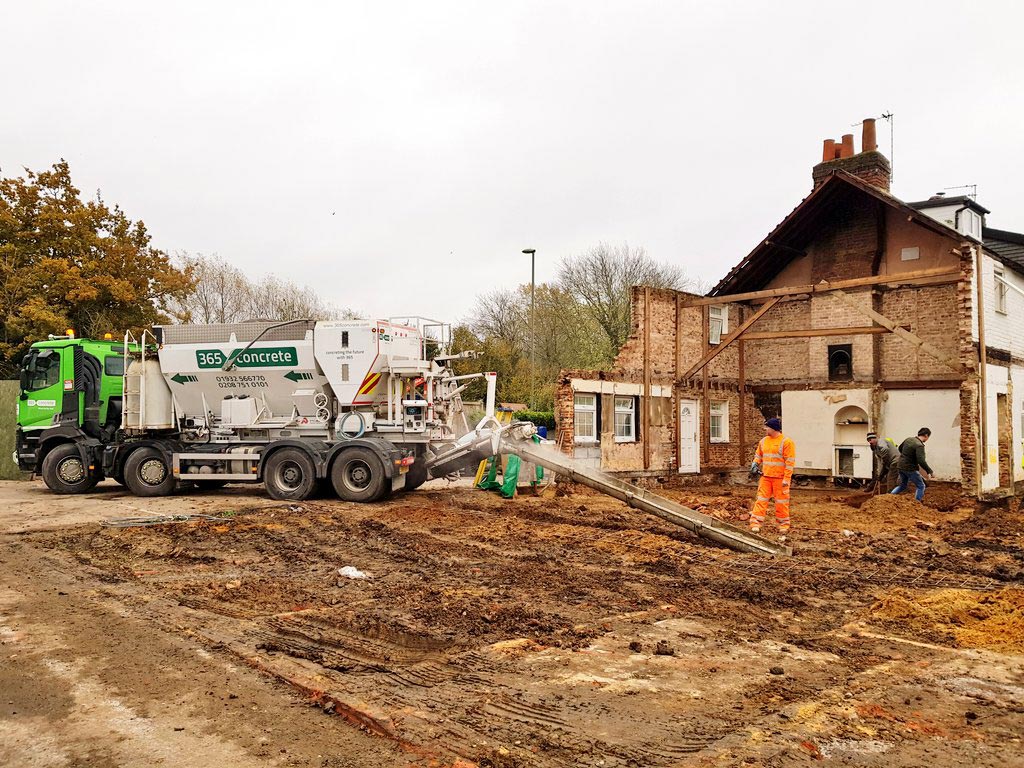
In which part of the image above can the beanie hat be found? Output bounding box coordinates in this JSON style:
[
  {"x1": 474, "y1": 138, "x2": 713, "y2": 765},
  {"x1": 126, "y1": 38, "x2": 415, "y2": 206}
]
[
  {"x1": 866, "y1": 431, "x2": 878, "y2": 440},
  {"x1": 765, "y1": 417, "x2": 782, "y2": 431}
]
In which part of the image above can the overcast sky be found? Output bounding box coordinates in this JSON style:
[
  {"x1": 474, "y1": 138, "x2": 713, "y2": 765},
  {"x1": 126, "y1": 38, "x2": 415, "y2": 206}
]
[{"x1": 4, "y1": 1, "x2": 1023, "y2": 323}]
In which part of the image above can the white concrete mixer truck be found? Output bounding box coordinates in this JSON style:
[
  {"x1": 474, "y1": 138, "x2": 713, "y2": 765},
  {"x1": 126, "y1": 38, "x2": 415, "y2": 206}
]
[{"x1": 28, "y1": 317, "x2": 497, "y2": 502}]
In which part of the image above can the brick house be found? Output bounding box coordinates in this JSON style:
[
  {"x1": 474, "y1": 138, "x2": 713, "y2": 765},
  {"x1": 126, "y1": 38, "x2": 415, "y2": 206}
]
[{"x1": 555, "y1": 119, "x2": 1024, "y2": 497}]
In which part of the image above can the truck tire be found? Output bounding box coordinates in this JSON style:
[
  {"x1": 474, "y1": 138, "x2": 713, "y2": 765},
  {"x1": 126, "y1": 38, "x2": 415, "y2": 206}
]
[
  {"x1": 405, "y1": 459, "x2": 428, "y2": 491},
  {"x1": 41, "y1": 443, "x2": 99, "y2": 494},
  {"x1": 263, "y1": 448, "x2": 317, "y2": 501},
  {"x1": 124, "y1": 447, "x2": 176, "y2": 497},
  {"x1": 331, "y1": 447, "x2": 387, "y2": 503}
]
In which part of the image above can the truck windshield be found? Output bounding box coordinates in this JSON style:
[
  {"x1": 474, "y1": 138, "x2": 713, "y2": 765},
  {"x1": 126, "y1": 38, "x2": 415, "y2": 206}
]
[{"x1": 20, "y1": 350, "x2": 60, "y2": 392}]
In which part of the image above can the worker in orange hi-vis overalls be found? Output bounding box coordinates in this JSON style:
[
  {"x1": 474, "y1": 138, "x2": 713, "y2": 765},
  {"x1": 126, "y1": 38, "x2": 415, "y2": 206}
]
[{"x1": 749, "y1": 417, "x2": 796, "y2": 537}]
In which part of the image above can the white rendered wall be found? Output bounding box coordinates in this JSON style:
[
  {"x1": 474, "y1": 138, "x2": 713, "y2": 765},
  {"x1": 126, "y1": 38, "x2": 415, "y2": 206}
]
[
  {"x1": 781, "y1": 389, "x2": 872, "y2": 472},
  {"x1": 879, "y1": 389, "x2": 961, "y2": 481}
]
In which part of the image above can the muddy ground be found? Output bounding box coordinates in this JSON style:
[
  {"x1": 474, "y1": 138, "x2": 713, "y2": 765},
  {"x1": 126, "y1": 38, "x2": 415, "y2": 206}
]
[{"x1": 1, "y1": 478, "x2": 1022, "y2": 767}]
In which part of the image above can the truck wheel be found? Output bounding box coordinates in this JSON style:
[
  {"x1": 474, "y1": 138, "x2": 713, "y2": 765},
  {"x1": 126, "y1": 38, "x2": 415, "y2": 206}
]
[
  {"x1": 405, "y1": 459, "x2": 428, "y2": 491},
  {"x1": 41, "y1": 444, "x2": 99, "y2": 494},
  {"x1": 263, "y1": 449, "x2": 317, "y2": 501},
  {"x1": 124, "y1": 447, "x2": 176, "y2": 497},
  {"x1": 331, "y1": 447, "x2": 386, "y2": 502}
]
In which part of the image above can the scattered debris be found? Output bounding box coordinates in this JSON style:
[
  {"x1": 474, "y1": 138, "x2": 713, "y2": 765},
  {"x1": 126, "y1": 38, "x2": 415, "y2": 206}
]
[
  {"x1": 769, "y1": 666, "x2": 785, "y2": 676},
  {"x1": 654, "y1": 640, "x2": 675, "y2": 656},
  {"x1": 101, "y1": 513, "x2": 234, "y2": 528},
  {"x1": 337, "y1": 566, "x2": 372, "y2": 580}
]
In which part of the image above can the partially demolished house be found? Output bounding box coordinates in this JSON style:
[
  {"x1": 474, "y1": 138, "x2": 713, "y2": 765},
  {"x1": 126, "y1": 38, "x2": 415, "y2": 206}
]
[{"x1": 556, "y1": 119, "x2": 1024, "y2": 497}]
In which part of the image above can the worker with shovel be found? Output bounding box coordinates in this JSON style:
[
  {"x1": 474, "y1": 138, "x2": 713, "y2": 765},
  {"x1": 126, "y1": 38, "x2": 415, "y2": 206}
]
[
  {"x1": 749, "y1": 417, "x2": 796, "y2": 537},
  {"x1": 867, "y1": 432, "x2": 900, "y2": 492}
]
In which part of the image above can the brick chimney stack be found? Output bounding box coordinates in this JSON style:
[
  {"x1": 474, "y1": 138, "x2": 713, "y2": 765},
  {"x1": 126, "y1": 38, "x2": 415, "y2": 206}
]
[{"x1": 812, "y1": 118, "x2": 891, "y2": 192}]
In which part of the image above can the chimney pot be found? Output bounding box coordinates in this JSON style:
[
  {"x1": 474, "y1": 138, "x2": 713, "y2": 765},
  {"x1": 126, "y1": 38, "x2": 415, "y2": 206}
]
[
  {"x1": 822, "y1": 139, "x2": 836, "y2": 162},
  {"x1": 840, "y1": 134, "x2": 855, "y2": 158},
  {"x1": 862, "y1": 118, "x2": 877, "y2": 152}
]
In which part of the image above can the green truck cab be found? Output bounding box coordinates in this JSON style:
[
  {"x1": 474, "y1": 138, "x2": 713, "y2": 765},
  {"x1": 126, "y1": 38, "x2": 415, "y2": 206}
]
[{"x1": 15, "y1": 335, "x2": 132, "y2": 492}]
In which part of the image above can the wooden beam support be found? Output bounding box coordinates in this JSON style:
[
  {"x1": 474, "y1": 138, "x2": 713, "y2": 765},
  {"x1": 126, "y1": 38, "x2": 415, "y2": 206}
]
[
  {"x1": 702, "y1": 305, "x2": 710, "y2": 465},
  {"x1": 830, "y1": 288, "x2": 961, "y2": 373},
  {"x1": 741, "y1": 325, "x2": 907, "y2": 340},
  {"x1": 975, "y1": 246, "x2": 988, "y2": 484},
  {"x1": 643, "y1": 287, "x2": 652, "y2": 470},
  {"x1": 681, "y1": 266, "x2": 960, "y2": 308},
  {"x1": 738, "y1": 338, "x2": 746, "y2": 460},
  {"x1": 681, "y1": 297, "x2": 782, "y2": 380}
]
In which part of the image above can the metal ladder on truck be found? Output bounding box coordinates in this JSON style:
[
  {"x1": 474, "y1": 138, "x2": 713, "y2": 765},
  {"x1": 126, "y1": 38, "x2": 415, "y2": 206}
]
[{"x1": 427, "y1": 421, "x2": 792, "y2": 557}]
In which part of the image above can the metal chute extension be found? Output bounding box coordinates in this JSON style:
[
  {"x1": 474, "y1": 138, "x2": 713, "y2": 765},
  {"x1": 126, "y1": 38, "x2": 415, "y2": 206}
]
[{"x1": 426, "y1": 422, "x2": 792, "y2": 557}]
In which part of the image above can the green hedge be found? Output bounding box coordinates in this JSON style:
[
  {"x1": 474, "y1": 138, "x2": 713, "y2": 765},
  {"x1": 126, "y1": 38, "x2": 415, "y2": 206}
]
[{"x1": 511, "y1": 410, "x2": 556, "y2": 429}]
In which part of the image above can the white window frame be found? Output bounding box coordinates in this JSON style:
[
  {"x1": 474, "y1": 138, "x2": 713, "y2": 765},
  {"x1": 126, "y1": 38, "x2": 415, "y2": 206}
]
[
  {"x1": 708, "y1": 305, "x2": 728, "y2": 345},
  {"x1": 573, "y1": 393, "x2": 597, "y2": 443},
  {"x1": 994, "y1": 265, "x2": 1008, "y2": 315},
  {"x1": 613, "y1": 396, "x2": 636, "y2": 443},
  {"x1": 900, "y1": 246, "x2": 920, "y2": 262},
  {"x1": 709, "y1": 400, "x2": 729, "y2": 443}
]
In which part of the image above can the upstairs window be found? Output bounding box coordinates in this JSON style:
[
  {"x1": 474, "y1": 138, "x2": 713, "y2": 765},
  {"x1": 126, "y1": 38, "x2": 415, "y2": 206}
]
[
  {"x1": 614, "y1": 396, "x2": 636, "y2": 442},
  {"x1": 574, "y1": 393, "x2": 597, "y2": 443},
  {"x1": 708, "y1": 305, "x2": 728, "y2": 345},
  {"x1": 995, "y1": 265, "x2": 1008, "y2": 315},
  {"x1": 828, "y1": 344, "x2": 853, "y2": 382}
]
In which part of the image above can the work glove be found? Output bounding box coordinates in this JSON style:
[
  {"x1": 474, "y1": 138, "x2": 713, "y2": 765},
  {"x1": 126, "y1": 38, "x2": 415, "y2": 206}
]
[{"x1": 749, "y1": 462, "x2": 761, "y2": 476}]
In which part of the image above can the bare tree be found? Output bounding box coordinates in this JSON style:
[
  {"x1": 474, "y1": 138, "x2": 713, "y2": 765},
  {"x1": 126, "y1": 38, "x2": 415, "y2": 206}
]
[
  {"x1": 557, "y1": 242, "x2": 689, "y2": 354},
  {"x1": 171, "y1": 253, "x2": 354, "y2": 323}
]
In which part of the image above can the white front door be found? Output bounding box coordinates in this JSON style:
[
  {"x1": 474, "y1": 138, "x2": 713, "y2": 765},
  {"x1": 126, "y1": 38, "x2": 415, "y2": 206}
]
[{"x1": 679, "y1": 399, "x2": 699, "y2": 473}]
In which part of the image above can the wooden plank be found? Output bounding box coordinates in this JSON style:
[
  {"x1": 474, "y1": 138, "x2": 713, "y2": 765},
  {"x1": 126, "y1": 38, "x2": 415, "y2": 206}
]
[
  {"x1": 643, "y1": 287, "x2": 651, "y2": 470},
  {"x1": 742, "y1": 325, "x2": 901, "y2": 340},
  {"x1": 738, "y1": 337, "x2": 746, "y2": 461},
  {"x1": 680, "y1": 266, "x2": 960, "y2": 307},
  {"x1": 975, "y1": 246, "x2": 987, "y2": 490},
  {"x1": 830, "y1": 288, "x2": 961, "y2": 373},
  {"x1": 879, "y1": 379, "x2": 965, "y2": 389},
  {"x1": 681, "y1": 297, "x2": 782, "y2": 380},
  {"x1": 702, "y1": 305, "x2": 710, "y2": 465}
]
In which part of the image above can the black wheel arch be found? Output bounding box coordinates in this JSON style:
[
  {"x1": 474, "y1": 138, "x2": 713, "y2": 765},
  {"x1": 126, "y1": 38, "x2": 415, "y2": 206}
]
[
  {"x1": 108, "y1": 439, "x2": 182, "y2": 483},
  {"x1": 257, "y1": 440, "x2": 330, "y2": 481},
  {"x1": 35, "y1": 427, "x2": 102, "y2": 476},
  {"x1": 325, "y1": 437, "x2": 403, "y2": 480}
]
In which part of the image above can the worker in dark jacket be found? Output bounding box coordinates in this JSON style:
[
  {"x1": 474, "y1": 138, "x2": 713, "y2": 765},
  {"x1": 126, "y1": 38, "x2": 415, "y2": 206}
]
[
  {"x1": 867, "y1": 432, "x2": 900, "y2": 492},
  {"x1": 890, "y1": 427, "x2": 933, "y2": 501}
]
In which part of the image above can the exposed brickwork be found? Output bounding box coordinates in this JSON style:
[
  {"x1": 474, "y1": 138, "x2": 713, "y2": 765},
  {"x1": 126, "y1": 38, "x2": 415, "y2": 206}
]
[
  {"x1": 812, "y1": 150, "x2": 892, "y2": 191},
  {"x1": 956, "y1": 250, "x2": 979, "y2": 493},
  {"x1": 808, "y1": 197, "x2": 878, "y2": 282},
  {"x1": 553, "y1": 178, "x2": 996, "y2": 494}
]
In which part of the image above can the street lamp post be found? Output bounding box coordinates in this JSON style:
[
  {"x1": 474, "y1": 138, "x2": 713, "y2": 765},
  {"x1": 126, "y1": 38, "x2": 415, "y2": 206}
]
[{"x1": 522, "y1": 248, "x2": 536, "y2": 410}]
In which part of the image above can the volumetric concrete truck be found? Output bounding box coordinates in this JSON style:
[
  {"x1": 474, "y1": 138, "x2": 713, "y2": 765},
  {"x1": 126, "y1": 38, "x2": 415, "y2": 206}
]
[{"x1": 15, "y1": 318, "x2": 495, "y2": 502}]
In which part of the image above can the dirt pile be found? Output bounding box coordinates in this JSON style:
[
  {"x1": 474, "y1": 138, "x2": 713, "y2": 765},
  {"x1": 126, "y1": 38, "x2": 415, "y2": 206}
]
[
  {"x1": 856, "y1": 494, "x2": 955, "y2": 532},
  {"x1": 870, "y1": 587, "x2": 1024, "y2": 652}
]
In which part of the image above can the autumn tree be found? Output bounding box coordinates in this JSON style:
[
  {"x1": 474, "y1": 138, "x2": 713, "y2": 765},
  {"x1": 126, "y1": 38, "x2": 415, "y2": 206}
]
[
  {"x1": 172, "y1": 252, "x2": 351, "y2": 323},
  {"x1": 558, "y1": 242, "x2": 689, "y2": 354},
  {"x1": 462, "y1": 242, "x2": 689, "y2": 409},
  {"x1": 0, "y1": 160, "x2": 193, "y2": 377}
]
